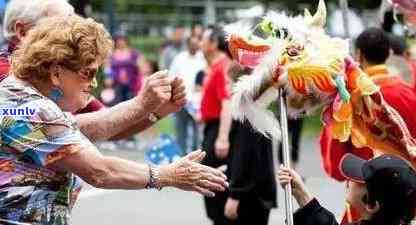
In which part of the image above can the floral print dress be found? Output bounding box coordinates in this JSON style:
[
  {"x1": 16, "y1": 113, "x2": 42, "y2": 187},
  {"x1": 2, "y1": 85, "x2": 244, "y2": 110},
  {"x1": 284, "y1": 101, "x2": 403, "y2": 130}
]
[{"x1": 0, "y1": 76, "x2": 89, "y2": 225}]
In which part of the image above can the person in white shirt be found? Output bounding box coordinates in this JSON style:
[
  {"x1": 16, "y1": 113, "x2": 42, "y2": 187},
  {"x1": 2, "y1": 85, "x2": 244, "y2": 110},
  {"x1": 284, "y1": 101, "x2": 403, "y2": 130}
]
[{"x1": 170, "y1": 36, "x2": 207, "y2": 155}]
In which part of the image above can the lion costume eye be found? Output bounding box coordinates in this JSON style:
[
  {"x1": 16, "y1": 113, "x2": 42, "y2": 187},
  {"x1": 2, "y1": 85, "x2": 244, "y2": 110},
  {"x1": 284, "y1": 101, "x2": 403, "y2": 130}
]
[
  {"x1": 285, "y1": 44, "x2": 304, "y2": 58},
  {"x1": 287, "y1": 47, "x2": 299, "y2": 57}
]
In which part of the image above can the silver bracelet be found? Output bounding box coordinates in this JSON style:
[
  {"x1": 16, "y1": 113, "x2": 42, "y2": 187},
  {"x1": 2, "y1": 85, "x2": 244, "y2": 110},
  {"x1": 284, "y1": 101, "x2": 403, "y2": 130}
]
[{"x1": 145, "y1": 165, "x2": 162, "y2": 190}]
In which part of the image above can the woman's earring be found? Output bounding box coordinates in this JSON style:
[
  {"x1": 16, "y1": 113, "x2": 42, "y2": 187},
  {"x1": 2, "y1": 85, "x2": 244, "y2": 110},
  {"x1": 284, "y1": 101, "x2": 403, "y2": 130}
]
[
  {"x1": 91, "y1": 77, "x2": 98, "y2": 89},
  {"x1": 49, "y1": 87, "x2": 64, "y2": 102}
]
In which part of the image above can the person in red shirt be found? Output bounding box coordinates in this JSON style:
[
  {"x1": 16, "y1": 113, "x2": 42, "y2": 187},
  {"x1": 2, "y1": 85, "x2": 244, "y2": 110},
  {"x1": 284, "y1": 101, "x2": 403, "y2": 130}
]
[
  {"x1": 200, "y1": 25, "x2": 234, "y2": 225},
  {"x1": 321, "y1": 28, "x2": 416, "y2": 224},
  {"x1": 1, "y1": 0, "x2": 187, "y2": 142}
]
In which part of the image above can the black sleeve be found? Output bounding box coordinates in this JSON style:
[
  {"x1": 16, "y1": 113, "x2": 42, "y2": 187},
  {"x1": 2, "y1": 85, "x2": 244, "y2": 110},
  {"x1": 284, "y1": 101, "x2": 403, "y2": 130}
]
[
  {"x1": 294, "y1": 199, "x2": 339, "y2": 225},
  {"x1": 229, "y1": 122, "x2": 257, "y2": 199}
]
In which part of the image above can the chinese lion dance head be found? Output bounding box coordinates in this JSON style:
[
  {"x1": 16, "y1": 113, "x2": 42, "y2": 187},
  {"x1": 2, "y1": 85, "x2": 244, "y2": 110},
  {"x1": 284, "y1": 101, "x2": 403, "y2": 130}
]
[
  {"x1": 229, "y1": 0, "x2": 350, "y2": 138},
  {"x1": 229, "y1": 0, "x2": 416, "y2": 160}
]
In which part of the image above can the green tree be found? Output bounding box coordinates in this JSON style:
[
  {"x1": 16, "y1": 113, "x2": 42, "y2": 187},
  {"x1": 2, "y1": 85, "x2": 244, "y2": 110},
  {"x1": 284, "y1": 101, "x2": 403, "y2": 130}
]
[
  {"x1": 261, "y1": 0, "x2": 382, "y2": 11},
  {"x1": 88, "y1": 0, "x2": 384, "y2": 14}
]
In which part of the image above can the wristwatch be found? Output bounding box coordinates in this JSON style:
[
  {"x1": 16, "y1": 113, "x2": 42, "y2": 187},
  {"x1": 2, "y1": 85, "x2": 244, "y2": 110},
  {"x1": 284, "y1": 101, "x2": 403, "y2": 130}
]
[
  {"x1": 145, "y1": 165, "x2": 162, "y2": 190},
  {"x1": 148, "y1": 112, "x2": 160, "y2": 123}
]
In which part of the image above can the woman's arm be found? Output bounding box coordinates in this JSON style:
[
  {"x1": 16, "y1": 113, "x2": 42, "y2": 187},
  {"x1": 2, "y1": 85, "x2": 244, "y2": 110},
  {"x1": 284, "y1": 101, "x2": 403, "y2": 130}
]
[
  {"x1": 107, "y1": 77, "x2": 186, "y2": 141},
  {"x1": 51, "y1": 143, "x2": 150, "y2": 189},
  {"x1": 75, "y1": 71, "x2": 174, "y2": 141},
  {"x1": 49, "y1": 144, "x2": 228, "y2": 196}
]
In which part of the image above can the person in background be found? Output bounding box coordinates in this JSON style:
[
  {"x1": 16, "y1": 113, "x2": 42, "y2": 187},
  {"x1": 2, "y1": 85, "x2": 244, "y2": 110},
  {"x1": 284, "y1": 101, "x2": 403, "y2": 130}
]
[
  {"x1": 105, "y1": 34, "x2": 146, "y2": 148},
  {"x1": 321, "y1": 28, "x2": 416, "y2": 224},
  {"x1": 224, "y1": 63, "x2": 277, "y2": 225},
  {"x1": 159, "y1": 25, "x2": 185, "y2": 70},
  {"x1": 389, "y1": 36, "x2": 416, "y2": 91},
  {"x1": 105, "y1": 34, "x2": 144, "y2": 104},
  {"x1": 278, "y1": 154, "x2": 416, "y2": 225},
  {"x1": 200, "y1": 25, "x2": 234, "y2": 225},
  {"x1": 100, "y1": 77, "x2": 117, "y2": 107},
  {"x1": 0, "y1": 0, "x2": 188, "y2": 143},
  {"x1": 194, "y1": 70, "x2": 206, "y2": 124},
  {"x1": 407, "y1": 42, "x2": 416, "y2": 91},
  {"x1": 192, "y1": 24, "x2": 204, "y2": 40},
  {"x1": 170, "y1": 36, "x2": 207, "y2": 155},
  {"x1": 386, "y1": 35, "x2": 413, "y2": 85}
]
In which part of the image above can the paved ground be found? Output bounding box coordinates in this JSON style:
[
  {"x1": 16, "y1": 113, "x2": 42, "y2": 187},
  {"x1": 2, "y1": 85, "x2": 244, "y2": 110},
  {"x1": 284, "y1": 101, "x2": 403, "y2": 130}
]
[{"x1": 72, "y1": 134, "x2": 346, "y2": 225}]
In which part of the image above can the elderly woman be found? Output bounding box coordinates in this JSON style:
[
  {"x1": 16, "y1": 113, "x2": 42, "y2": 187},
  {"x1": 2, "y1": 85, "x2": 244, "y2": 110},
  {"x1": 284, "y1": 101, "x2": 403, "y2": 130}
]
[
  {"x1": 0, "y1": 16, "x2": 227, "y2": 225},
  {"x1": 2, "y1": 0, "x2": 188, "y2": 143}
]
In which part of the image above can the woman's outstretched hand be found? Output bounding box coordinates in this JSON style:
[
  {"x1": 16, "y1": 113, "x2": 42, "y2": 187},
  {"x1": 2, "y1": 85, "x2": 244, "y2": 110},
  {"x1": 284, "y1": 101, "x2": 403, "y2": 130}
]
[{"x1": 159, "y1": 150, "x2": 228, "y2": 197}]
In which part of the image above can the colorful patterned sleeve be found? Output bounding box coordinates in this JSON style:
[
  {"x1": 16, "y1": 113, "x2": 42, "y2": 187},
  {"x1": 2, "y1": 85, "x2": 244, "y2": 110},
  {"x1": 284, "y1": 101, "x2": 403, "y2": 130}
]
[{"x1": 1, "y1": 98, "x2": 88, "y2": 167}]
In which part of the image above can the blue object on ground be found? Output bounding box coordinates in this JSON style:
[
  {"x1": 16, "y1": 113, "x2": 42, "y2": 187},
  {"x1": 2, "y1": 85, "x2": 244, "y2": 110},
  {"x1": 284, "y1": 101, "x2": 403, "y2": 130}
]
[{"x1": 144, "y1": 133, "x2": 182, "y2": 165}]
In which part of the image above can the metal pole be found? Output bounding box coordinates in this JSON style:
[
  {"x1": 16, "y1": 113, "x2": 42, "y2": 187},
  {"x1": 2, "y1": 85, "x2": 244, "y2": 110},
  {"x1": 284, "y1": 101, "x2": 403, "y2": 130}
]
[{"x1": 279, "y1": 88, "x2": 294, "y2": 225}]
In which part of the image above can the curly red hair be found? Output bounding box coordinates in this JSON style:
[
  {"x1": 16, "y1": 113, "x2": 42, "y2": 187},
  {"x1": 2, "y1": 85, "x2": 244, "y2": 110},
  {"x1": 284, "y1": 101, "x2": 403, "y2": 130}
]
[{"x1": 11, "y1": 15, "x2": 113, "y2": 81}]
